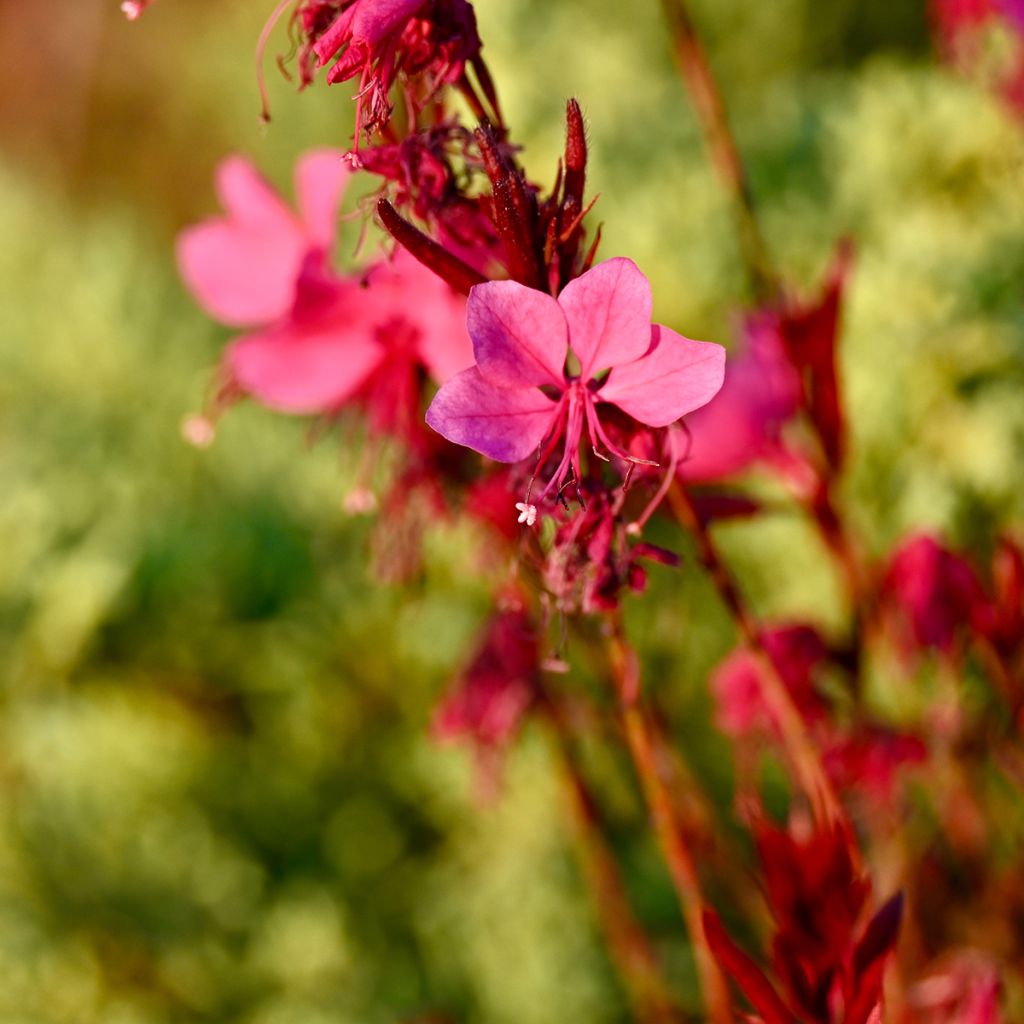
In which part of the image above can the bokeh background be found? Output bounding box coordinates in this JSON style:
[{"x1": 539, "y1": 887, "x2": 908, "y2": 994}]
[{"x1": 2, "y1": 0, "x2": 1023, "y2": 1020}]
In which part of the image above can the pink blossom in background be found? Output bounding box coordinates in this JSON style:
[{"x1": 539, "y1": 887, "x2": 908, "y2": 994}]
[
  {"x1": 710, "y1": 624, "x2": 829, "y2": 739},
  {"x1": 121, "y1": 0, "x2": 155, "y2": 19},
  {"x1": 227, "y1": 248, "x2": 471, "y2": 420},
  {"x1": 823, "y1": 729, "x2": 927, "y2": 807},
  {"x1": 178, "y1": 151, "x2": 472, "y2": 434},
  {"x1": 177, "y1": 150, "x2": 350, "y2": 328},
  {"x1": 432, "y1": 606, "x2": 539, "y2": 792},
  {"x1": 678, "y1": 312, "x2": 802, "y2": 482},
  {"x1": 910, "y1": 952, "x2": 1003, "y2": 1024},
  {"x1": 427, "y1": 258, "x2": 725, "y2": 517},
  {"x1": 880, "y1": 534, "x2": 986, "y2": 660}
]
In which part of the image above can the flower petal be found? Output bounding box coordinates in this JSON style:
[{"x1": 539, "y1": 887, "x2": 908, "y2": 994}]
[
  {"x1": 468, "y1": 280, "x2": 568, "y2": 389},
  {"x1": 177, "y1": 157, "x2": 305, "y2": 327},
  {"x1": 216, "y1": 156, "x2": 297, "y2": 234},
  {"x1": 599, "y1": 325, "x2": 726, "y2": 427},
  {"x1": 294, "y1": 149, "x2": 350, "y2": 250},
  {"x1": 228, "y1": 316, "x2": 383, "y2": 414},
  {"x1": 558, "y1": 257, "x2": 653, "y2": 379},
  {"x1": 426, "y1": 368, "x2": 557, "y2": 463}
]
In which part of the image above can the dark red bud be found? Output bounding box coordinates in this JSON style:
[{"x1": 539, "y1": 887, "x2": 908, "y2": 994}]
[{"x1": 377, "y1": 198, "x2": 488, "y2": 296}]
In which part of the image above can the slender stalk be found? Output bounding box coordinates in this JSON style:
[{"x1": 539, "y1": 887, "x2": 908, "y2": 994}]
[
  {"x1": 659, "y1": 0, "x2": 777, "y2": 301},
  {"x1": 667, "y1": 482, "x2": 844, "y2": 827},
  {"x1": 540, "y1": 693, "x2": 684, "y2": 1024},
  {"x1": 607, "y1": 621, "x2": 733, "y2": 1024}
]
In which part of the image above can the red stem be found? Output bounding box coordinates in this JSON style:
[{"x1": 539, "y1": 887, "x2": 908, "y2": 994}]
[{"x1": 667, "y1": 482, "x2": 844, "y2": 827}]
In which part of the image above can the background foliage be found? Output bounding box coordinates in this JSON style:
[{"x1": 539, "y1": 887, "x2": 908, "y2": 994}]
[{"x1": 0, "y1": 0, "x2": 1022, "y2": 1019}]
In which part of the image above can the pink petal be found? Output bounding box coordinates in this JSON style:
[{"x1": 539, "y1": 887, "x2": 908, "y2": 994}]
[
  {"x1": 558, "y1": 257, "x2": 653, "y2": 379},
  {"x1": 294, "y1": 149, "x2": 350, "y2": 250},
  {"x1": 351, "y1": 0, "x2": 426, "y2": 44},
  {"x1": 228, "y1": 315, "x2": 383, "y2": 415},
  {"x1": 426, "y1": 368, "x2": 557, "y2": 462},
  {"x1": 216, "y1": 157, "x2": 297, "y2": 234},
  {"x1": 599, "y1": 325, "x2": 726, "y2": 428},
  {"x1": 177, "y1": 222, "x2": 306, "y2": 328},
  {"x1": 177, "y1": 157, "x2": 306, "y2": 327},
  {"x1": 468, "y1": 280, "x2": 568, "y2": 388}
]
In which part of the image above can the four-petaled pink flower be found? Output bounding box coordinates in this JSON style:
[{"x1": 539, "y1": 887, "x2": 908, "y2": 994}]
[{"x1": 426, "y1": 258, "x2": 726, "y2": 520}]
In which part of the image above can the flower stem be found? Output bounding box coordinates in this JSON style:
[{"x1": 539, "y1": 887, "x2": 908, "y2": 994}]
[
  {"x1": 667, "y1": 481, "x2": 844, "y2": 827},
  {"x1": 607, "y1": 620, "x2": 733, "y2": 1024},
  {"x1": 540, "y1": 691, "x2": 684, "y2": 1024},
  {"x1": 658, "y1": 0, "x2": 777, "y2": 302}
]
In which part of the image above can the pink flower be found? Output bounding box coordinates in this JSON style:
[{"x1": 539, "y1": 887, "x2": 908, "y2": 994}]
[
  {"x1": 679, "y1": 312, "x2": 802, "y2": 482},
  {"x1": 177, "y1": 150, "x2": 349, "y2": 328},
  {"x1": 426, "y1": 258, "x2": 725, "y2": 519},
  {"x1": 177, "y1": 150, "x2": 472, "y2": 435},
  {"x1": 226, "y1": 248, "x2": 471, "y2": 421},
  {"x1": 880, "y1": 534, "x2": 986, "y2": 660}
]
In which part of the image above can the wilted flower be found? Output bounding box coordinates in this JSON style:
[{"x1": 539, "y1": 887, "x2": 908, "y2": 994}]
[
  {"x1": 542, "y1": 487, "x2": 680, "y2": 614},
  {"x1": 310, "y1": 0, "x2": 482, "y2": 137},
  {"x1": 426, "y1": 257, "x2": 725, "y2": 523}
]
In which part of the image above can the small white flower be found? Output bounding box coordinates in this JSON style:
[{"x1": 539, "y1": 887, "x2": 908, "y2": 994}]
[{"x1": 515, "y1": 502, "x2": 537, "y2": 527}]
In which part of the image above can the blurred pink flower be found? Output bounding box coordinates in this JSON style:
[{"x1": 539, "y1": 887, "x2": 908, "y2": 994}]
[
  {"x1": 426, "y1": 257, "x2": 725, "y2": 518},
  {"x1": 121, "y1": 0, "x2": 155, "y2": 19},
  {"x1": 432, "y1": 606, "x2": 539, "y2": 792},
  {"x1": 227, "y1": 248, "x2": 471, "y2": 419},
  {"x1": 710, "y1": 624, "x2": 829, "y2": 739},
  {"x1": 910, "y1": 952, "x2": 1003, "y2": 1023},
  {"x1": 823, "y1": 728, "x2": 927, "y2": 806},
  {"x1": 679, "y1": 313, "x2": 802, "y2": 482},
  {"x1": 178, "y1": 150, "x2": 349, "y2": 328},
  {"x1": 178, "y1": 151, "x2": 472, "y2": 432},
  {"x1": 880, "y1": 534, "x2": 986, "y2": 659}
]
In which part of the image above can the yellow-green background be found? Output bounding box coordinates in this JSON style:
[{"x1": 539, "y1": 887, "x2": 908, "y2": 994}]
[{"x1": 1, "y1": 0, "x2": 1023, "y2": 1020}]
